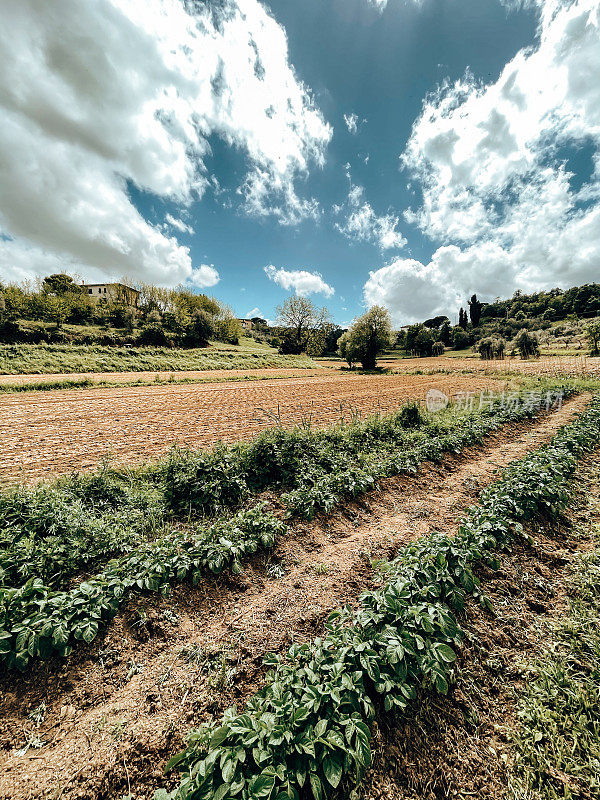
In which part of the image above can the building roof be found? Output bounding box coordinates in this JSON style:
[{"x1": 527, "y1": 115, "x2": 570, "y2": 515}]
[{"x1": 82, "y1": 282, "x2": 139, "y2": 293}]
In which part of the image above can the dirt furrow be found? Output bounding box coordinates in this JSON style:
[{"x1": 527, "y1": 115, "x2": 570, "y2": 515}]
[{"x1": 0, "y1": 393, "x2": 590, "y2": 800}]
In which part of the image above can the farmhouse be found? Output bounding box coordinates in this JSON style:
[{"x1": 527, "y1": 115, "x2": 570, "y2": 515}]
[
  {"x1": 82, "y1": 282, "x2": 140, "y2": 307},
  {"x1": 238, "y1": 318, "x2": 253, "y2": 331}
]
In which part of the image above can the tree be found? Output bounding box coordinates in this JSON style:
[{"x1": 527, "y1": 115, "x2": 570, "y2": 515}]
[
  {"x1": 439, "y1": 320, "x2": 451, "y2": 346},
  {"x1": 452, "y1": 327, "x2": 470, "y2": 350},
  {"x1": 44, "y1": 295, "x2": 69, "y2": 329},
  {"x1": 213, "y1": 311, "x2": 242, "y2": 345},
  {"x1": 184, "y1": 309, "x2": 213, "y2": 346},
  {"x1": 404, "y1": 324, "x2": 423, "y2": 354},
  {"x1": 275, "y1": 295, "x2": 330, "y2": 355},
  {"x1": 468, "y1": 294, "x2": 483, "y2": 326},
  {"x1": 458, "y1": 307, "x2": 468, "y2": 329},
  {"x1": 423, "y1": 315, "x2": 449, "y2": 329},
  {"x1": 340, "y1": 306, "x2": 393, "y2": 369},
  {"x1": 337, "y1": 330, "x2": 360, "y2": 367},
  {"x1": 413, "y1": 327, "x2": 435, "y2": 357},
  {"x1": 42, "y1": 274, "x2": 82, "y2": 296},
  {"x1": 587, "y1": 320, "x2": 600, "y2": 355},
  {"x1": 514, "y1": 330, "x2": 540, "y2": 359},
  {"x1": 478, "y1": 336, "x2": 505, "y2": 360},
  {"x1": 324, "y1": 325, "x2": 344, "y2": 354},
  {"x1": 432, "y1": 340, "x2": 445, "y2": 356}
]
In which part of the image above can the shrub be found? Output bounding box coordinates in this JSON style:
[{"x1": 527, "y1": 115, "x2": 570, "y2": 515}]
[
  {"x1": 514, "y1": 330, "x2": 540, "y2": 359},
  {"x1": 138, "y1": 324, "x2": 173, "y2": 347},
  {"x1": 182, "y1": 310, "x2": 213, "y2": 347},
  {"x1": 398, "y1": 402, "x2": 424, "y2": 428},
  {"x1": 451, "y1": 328, "x2": 470, "y2": 350}
]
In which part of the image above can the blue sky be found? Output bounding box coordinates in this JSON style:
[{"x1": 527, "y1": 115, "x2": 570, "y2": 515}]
[{"x1": 1, "y1": 0, "x2": 599, "y2": 325}]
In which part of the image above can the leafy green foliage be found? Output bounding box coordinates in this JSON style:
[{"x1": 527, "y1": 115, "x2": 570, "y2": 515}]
[
  {"x1": 0, "y1": 504, "x2": 285, "y2": 670},
  {"x1": 0, "y1": 470, "x2": 164, "y2": 588},
  {"x1": 157, "y1": 395, "x2": 600, "y2": 800},
  {"x1": 0, "y1": 387, "x2": 580, "y2": 671}
]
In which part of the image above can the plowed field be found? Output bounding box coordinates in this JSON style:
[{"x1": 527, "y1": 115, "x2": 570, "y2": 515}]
[{"x1": 0, "y1": 372, "x2": 505, "y2": 483}]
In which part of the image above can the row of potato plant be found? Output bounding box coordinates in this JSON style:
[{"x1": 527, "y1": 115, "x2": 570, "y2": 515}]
[
  {"x1": 0, "y1": 388, "x2": 574, "y2": 671},
  {"x1": 0, "y1": 504, "x2": 285, "y2": 670},
  {"x1": 164, "y1": 390, "x2": 573, "y2": 520},
  {"x1": 0, "y1": 401, "x2": 460, "y2": 587},
  {"x1": 0, "y1": 386, "x2": 570, "y2": 586},
  {"x1": 0, "y1": 470, "x2": 165, "y2": 588},
  {"x1": 154, "y1": 396, "x2": 600, "y2": 800}
]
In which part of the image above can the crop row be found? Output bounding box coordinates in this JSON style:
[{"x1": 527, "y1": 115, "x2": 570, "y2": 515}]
[
  {"x1": 163, "y1": 390, "x2": 572, "y2": 520},
  {"x1": 0, "y1": 505, "x2": 285, "y2": 670},
  {"x1": 153, "y1": 396, "x2": 600, "y2": 800},
  {"x1": 0, "y1": 388, "x2": 574, "y2": 670}
]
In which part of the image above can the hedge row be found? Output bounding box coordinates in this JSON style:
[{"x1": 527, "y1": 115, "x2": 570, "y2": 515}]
[{"x1": 154, "y1": 396, "x2": 600, "y2": 800}]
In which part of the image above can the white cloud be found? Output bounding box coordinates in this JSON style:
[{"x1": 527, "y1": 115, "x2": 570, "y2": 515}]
[
  {"x1": 335, "y1": 185, "x2": 407, "y2": 250},
  {"x1": 392, "y1": 0, "x2": 600, "y2": 318},
  {"x1": 344, "y1": 113, "x2": 359, "y2": 134},
  {"x1": 164, "y1": 214, "x2": 193, "y2": 235},
  {"x1": 264, "y1": 265, "x2": 335, "y2": 297},
  {"x1": 189, "y1": 264, "x2": 220, "y2": 289},
  {"x1": 364, "y1": 244, "x2": 516, "y2": 325},
  {"x1": 246, "y1": 307, "x2": 261, "y2": 318},
  {"x1": 0, "y1": 0, "x2": 331, "y2": 285}
]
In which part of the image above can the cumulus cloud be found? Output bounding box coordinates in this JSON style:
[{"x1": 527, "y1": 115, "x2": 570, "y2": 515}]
[
  {"x1": 0, "y1": 0, "x2": 331, "y2": 284},
  {"x1": 335, "y1": 185, "x2": 407, "y2": 250},
  {"x1": 188, "y1": 264, "x2": 220, "y2": 288},
  {"x1": 246, "y1": 306, "x2": 261, "y2": 318},
  {"x1": 164, "y1": 214, "x2": 194, "y2": 236},
  {"x1": 383, "y1": 0, "x2": 600, "y2": 322},
  {"x1": 264, "y1": 265, "x2": 335, "y2": 297}
]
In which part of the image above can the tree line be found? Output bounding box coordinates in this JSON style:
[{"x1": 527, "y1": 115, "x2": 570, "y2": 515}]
[{"x1": 0, "y1": 274, "x2": 242, "y2": 347}]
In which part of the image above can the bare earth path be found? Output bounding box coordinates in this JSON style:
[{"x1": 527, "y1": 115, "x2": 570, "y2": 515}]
[
  {"x1": 0, "y1": 393, "x2": 589, "y2": 800},
  {"x1": 0, "y1": 372, "x2": 505, "y2": 483}
]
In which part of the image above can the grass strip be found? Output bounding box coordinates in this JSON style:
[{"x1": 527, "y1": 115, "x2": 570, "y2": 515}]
[
  {"x1": 509, "y1": 500, "x2": 600, "y2": 799},
  {"x1": 153, "y1": 397, "x2": 600, "y2": 800},
  {"x1": 0, "y1": 372, "x2": 333, "y2": 394},
  {"x1": 0, "y1": 343, "x2": 315, "y2": 375}
]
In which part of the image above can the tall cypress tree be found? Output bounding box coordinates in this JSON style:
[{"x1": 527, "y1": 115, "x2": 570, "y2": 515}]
[{"x1": 468, "y1": 294, "x2": 483, "y2": 326}]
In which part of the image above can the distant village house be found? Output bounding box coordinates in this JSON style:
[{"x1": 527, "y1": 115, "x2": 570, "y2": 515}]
[
  {"x1": 82, "y1": 282, "x2": 140, "y2": 307},
  {"x1": 238, "y1": 318, "x2": 253, "y2": 331}
]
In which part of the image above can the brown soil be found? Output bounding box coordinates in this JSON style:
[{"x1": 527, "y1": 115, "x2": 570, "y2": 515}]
[
  {"x1": 0, "y1": 373, "x2": 507, "y2": 484},
  {"x1": 0, "y1": 393, "x2": 590, "y2": 800},
  {"x1": 0, "y1": 366, "x2": 333, "y2": 387},
  {"x1": 326, "y1": 354, "x2": 600, "y2": 377}
]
